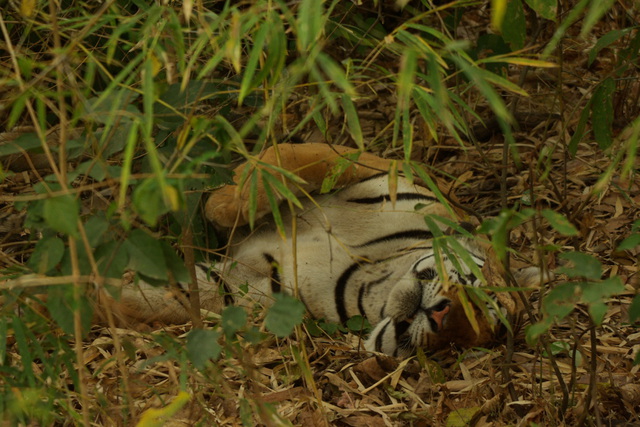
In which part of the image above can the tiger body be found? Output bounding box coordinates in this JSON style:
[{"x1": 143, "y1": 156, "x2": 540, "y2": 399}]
[
  {"x1": 110, "y1": 143, "x2": 538, "y2": 357},
  {"x1": 218, "y1": 173, "x2": 490, "y2": 357}
]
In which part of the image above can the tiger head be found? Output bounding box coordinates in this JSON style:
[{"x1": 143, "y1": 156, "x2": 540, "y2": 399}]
[{"x1": 364, "y1": 243, "x2": 502, "y2": 358}]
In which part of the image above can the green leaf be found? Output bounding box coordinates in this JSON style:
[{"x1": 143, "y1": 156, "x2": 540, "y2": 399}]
[
  {"x1": 159, "y1": 241, "x2": 189, "y2": 283},
  {"x1": 588, "y1": 28, "x2": 633, "y2": 66},
  {"x1": 43, "y1": 194, "x2": 79, "y2": 237},
  {"x1": 186, "y1": 329, "x2": 222, "y2": 370},
  {"x1": 0, "y1": 132, "x2": 41, "y2": 157},
  {"x1": 588, "y1": 301, "x2": 608, "y2": 326},
  {"x1": 345, "y1": 315, "x2": 370, "y2": 333},
  {"x1": 591, "y1": 77, "x2": 615, "y2": 150},
  {"x1": 84, "y1": 215, "x2": 109, "y2": 248},
  {"x1": 542, "y1": 209, "x2": 578, "y2": 236},
  {"x1": 221, "y1": 306, "x2": 247, "y2": 337},
  {"x1": 630, "y1": 295, "x2": 640, "y2": 323},
  {"x1": 502, "y1": 0, "x2": 526, "y2": 50},
  {"x1": 525, "y1": 0, "x2": 557, "y2": 20},
  {"x1": 580, "y1": 0, "x2": 615, "y2": 38},
  {"x1": 265, "y1": 293, "x2": 305, "y2": 337},
  {"x1": 28, "y1": 235, "x2": 65, "y2": 274},
  {"x1": 125, "y1": 230, "x2": 167, "y2": 281},
  {"x1": 297, "y1": 0, "x2": 324, "y2": 52},
  {"x1": 341, "y1": 94, "x2": 363, "y2": 150},
  {"x1": 568, "y1": 98, "x2": 592, "y2": 156},
  {"x1": 617, "y1": 234, "x2": 640, "y2": 251},
  {"x1": 95, "y1": 241, "x2": 129, "y2": 279},
  {"x1": 46, "y1": 284, "x2": 93, "y2": 336},
  {"x1": 557, "y1": 252, "x2": 602, "y2": 280},
  {"x1": 133, "y1": 178, "x2": 170, "y2": 227}
]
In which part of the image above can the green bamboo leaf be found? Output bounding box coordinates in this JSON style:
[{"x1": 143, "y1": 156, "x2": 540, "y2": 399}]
[
  {"x1": 262, "y1": 174, "x2": 286, "y2": 239},
  {"x1": 568, "y1": 99, "x2": 592, "y2": 156},
  {"x1": 591, "y1": 77, "x2": 615, "y2": 149},
  {"x1": 261, "y1": 170, "x2": 302, "y2": 208},
  {"x1": 588, "y1": 28, "x2": 633, "y2": 66},
  {"x1": 317, "y1": 52, "x2": 354, "y2": 96},
  {"x1": 411, "y1": 164, "x2": 455, "y2": 217},
  {"x1": 581, "y1": 0, "x2": 616, "y2": 38},
  {"x1": 341, "y1": 94, "x2": 363, "y2": 150},
  {"x1": 248, "y1": 168, "x2": 259, "y2": 229},
  {"x1": 542, "y1": 209, "x2": 578, "y2": 236},
  {"x1": 297, "y1": 0, "x2": 324, "y2": 52},
  {"x1": 239, "y1": 20, "x2": 269, "y2": 105},
  {"x1": 11, "y1": 317, "x2": 36, "y2": 387},
  {"x1": 491, "y1": 0, "x2": 507, "y2": 31}
]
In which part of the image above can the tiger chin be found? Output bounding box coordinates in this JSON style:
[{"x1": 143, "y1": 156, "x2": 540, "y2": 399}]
[{"x1": 104, "y1": 143, "x2": 550, "y2": 358}]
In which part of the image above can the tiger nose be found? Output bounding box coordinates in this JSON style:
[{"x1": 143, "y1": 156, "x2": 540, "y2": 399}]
[{"x1": 428, "y1": 304, "x2": 450, "y2": 332}]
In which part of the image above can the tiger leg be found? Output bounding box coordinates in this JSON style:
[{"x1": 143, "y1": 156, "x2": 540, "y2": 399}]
[{"x1": 205, "y1": 143, "x2": 399, "y2": 227}]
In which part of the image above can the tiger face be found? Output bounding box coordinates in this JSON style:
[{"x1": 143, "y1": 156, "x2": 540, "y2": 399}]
[{"x1": 365, "y1": 243, "x2": 490, "y2": 358}]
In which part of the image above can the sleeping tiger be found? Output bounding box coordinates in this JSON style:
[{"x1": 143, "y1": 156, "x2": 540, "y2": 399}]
[{"x1": 107, "y1": 143, "x2": 545, "y2": 357}]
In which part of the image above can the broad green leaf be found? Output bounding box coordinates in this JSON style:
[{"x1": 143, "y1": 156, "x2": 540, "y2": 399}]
[
  {"x1": 341, "y1": 94, "x2": 363, "y2": 150},
  {"x1": 95, "y1": 241, "x2": 129, "y2": 279},
  {"x1": 588, "y1": 301, "x2": 608, "y2": 326},
  {"x1": 446, "y1": 406, "x2": 481, "y2": 427},
  {"x1": 525, "y1": 0, "x2": 557, "y2": 20},
  {"x1": 581, "y1": 277, "x2": 624, "y2": 305},
  {"x1": 221, "y1": 306, "x2": 247, "y2": 336},
  {"x1": 84, "y1": 215, "x2": 109, "y2": 248},
  {"x1": 0, "y1": 132, "x2": 41, "y2": 157},
  {"x1": 345, "y1": 315, "x2": 370, "y2": 332},
  {"x1": 46, "y1": 284, "x2": 93, "y2": 336},
  {"x1": 133, "y1": 178, "x2": 170, "y2": 227},
  {"x1": 43, "y1": 195, "x2": 79, "y2": 237},
  {"x1": 591, "y1": 77, "x2": 615, "y2": 149},
  {"x1": 28, "y1": 235, "x2": 65, "y2": 274},
  {"x1": 186, "y1": 329, "x2": 221, "y2": 370},
  {"x1": 265, "y1": 293, "x2": 305, "y2": 337},
  {"x1": 629, "y1": 295, "x2": 640, "y2": 323},
  {"x1": 542, "y1": 209, "x2": 578, "y2": 236},
  {"x1": 557, "y1": 252, "x2": 602, "y2": 280},
  {"x1": 125, "y1": 230, "x2": 167, "y2": 281},
  {"x1": 525, "y1": 318, "x2": 553, "y2": 345},
  {"x1": 159, "y1": 241, "x2": 189, "y2": 283},
  {"x1": 502, "y1": 0, "x2": 525, "y2": 50}
]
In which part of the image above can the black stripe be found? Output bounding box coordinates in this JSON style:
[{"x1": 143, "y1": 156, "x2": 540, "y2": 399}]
[
  {"x1": 335, "y1": 262, "x2": 362, "y2": 322},
  {"x1": 358, "y1": 272, "x2": 393, "y2": 317},
  {"x1": 375, "y1": 320, "x2": 390, "y2": 352},
  {"x1": 354, "y1": 229, "x2": 433, "y2": 248},
  {"x1": 347, "y1": 192, "x2": 437, "y2": 205},
  {"x1": 263, "y1": 253, "x2": 282, "y2": 294}
]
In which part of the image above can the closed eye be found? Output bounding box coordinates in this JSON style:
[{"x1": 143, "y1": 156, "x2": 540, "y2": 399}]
[{"x1": 429, "y1": 299, "x2": 451, "y2": 312}]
